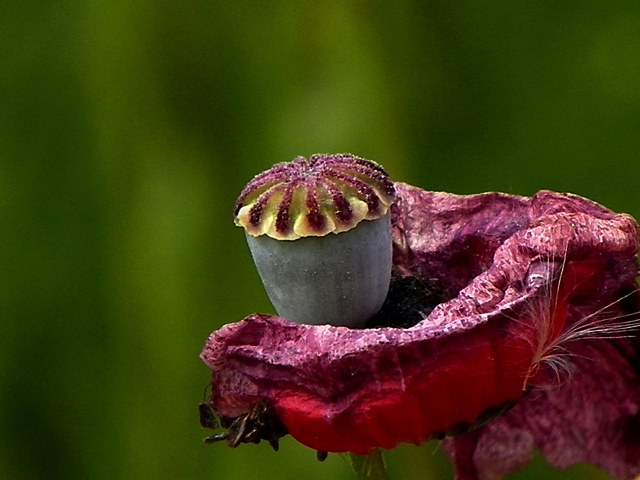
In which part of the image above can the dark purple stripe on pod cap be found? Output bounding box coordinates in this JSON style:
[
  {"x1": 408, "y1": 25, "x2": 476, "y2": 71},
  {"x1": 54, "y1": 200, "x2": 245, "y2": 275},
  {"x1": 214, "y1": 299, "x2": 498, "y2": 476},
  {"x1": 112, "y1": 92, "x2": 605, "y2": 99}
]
[
  {"x1": 275, "y1": 183, "x2": 296, "y2": 234},
  {"x1": 320, "y1": 179, "x2": 353, "y2": 224},
  {"x1": 328, "y1": 170, "x2": 380, "y2": 214},
  {"x1": 305, "y1": 185, "x2": 326, "y2": 232}
]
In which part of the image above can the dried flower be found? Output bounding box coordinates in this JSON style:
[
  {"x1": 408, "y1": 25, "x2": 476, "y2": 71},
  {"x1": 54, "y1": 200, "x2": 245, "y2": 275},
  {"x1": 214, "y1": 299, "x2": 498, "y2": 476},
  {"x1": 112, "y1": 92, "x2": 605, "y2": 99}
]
[{"x1": 201, "y1": 161, "x2": 640, "y2": 479}]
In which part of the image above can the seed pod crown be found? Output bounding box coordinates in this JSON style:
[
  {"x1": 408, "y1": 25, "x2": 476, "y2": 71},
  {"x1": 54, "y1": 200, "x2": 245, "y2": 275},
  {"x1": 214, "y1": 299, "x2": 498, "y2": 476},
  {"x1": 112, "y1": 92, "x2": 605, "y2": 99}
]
[{"x1": 234, "y1": 154, "x2": 396, "y2": 240}]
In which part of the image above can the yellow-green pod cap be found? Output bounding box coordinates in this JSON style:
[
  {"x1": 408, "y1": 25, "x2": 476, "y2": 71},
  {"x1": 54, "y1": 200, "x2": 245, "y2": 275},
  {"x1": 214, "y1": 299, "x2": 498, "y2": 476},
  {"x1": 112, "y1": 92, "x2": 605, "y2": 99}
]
[{"x1": 234, "y1": 154, "x2": 396, "y2": 240}]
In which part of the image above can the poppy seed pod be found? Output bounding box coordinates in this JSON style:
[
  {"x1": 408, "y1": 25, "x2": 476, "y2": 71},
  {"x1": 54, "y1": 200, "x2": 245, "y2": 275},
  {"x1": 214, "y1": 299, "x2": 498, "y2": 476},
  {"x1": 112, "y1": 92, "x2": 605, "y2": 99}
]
[{"x1": 233, "y1": 154, "x2": 396, "y2": 328}]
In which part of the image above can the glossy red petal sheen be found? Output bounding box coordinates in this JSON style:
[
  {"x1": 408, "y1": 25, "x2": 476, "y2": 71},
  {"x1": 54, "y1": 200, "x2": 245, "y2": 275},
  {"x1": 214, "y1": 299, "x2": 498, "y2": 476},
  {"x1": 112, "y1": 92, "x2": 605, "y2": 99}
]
[
  {"x1": 201, "y1": 183, "x2": 640, "y2": 457},
  {"x1": 275, "y1": 323, "x2": 533, "y2": 454},
  {"x1": 203, "y1": 313, "x2": 536, "y2": 454}
]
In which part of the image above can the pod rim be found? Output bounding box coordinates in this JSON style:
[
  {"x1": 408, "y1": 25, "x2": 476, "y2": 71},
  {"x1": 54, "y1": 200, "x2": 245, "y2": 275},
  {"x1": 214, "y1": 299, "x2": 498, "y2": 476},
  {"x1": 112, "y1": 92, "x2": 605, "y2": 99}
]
[{"x1": 234, "y1": 154, "x2": 396, "y2": 240}]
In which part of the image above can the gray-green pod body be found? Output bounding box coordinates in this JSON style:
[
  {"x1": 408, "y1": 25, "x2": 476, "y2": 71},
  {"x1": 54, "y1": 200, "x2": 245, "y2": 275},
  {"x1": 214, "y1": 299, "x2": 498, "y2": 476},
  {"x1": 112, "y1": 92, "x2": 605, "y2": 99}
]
[{"x1": 245, "y1": 213, "x2": 392, "y2": 328}]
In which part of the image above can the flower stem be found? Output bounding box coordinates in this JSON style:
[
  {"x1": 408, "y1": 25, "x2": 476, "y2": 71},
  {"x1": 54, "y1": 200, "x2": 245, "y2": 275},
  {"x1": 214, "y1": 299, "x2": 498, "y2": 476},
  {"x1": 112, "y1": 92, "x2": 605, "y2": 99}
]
[{"x1": 345, "y1": 450, "x2": 391, "y2": 480}]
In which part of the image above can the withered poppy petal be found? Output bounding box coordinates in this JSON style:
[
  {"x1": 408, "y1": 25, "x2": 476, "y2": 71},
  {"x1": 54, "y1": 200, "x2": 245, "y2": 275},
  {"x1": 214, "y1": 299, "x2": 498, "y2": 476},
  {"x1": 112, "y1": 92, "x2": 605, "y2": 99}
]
[
  {"x1": 201, "y1": 183, "x2": 640, "y2": 475},
  {"x1": 444, "y1": 332, "x2": 640, "y2": 479}
]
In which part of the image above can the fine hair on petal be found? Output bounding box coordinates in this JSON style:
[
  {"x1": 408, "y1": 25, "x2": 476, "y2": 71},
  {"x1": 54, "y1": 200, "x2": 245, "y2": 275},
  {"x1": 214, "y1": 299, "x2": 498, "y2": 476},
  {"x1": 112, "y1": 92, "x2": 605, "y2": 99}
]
[{"x1": 517, "y1": 247, "x2": 640, "y2": 391}]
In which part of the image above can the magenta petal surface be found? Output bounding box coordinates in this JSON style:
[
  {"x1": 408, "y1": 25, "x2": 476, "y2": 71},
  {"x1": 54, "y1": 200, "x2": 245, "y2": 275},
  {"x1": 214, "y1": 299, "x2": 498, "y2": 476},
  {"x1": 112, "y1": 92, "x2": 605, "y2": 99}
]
[{"x1": 201, "y1": 183, "x2": 640, "y2": 475}]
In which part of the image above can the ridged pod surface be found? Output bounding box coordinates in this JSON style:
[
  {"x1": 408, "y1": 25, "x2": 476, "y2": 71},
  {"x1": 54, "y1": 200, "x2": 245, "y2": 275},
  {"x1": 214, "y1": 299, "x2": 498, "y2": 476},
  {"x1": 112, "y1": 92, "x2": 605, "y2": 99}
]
[{"x1": 234, "y1": 154, "x2": 396, "y2": 240}]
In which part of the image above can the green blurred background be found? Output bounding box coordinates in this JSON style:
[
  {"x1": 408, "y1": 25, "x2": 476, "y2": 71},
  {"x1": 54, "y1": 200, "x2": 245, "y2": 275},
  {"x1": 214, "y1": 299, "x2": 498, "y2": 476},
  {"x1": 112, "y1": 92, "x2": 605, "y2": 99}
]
[{"x1": 2, "y1": 1, "x2": 639, "y2": 479}]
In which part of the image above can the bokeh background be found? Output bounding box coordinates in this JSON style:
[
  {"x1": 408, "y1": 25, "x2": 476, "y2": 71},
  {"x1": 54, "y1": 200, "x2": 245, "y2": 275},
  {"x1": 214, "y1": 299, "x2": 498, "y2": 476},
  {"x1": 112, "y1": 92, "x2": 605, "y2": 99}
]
[{"x1": 2, "y1": 1, "x2": 639, "y2": 479}]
